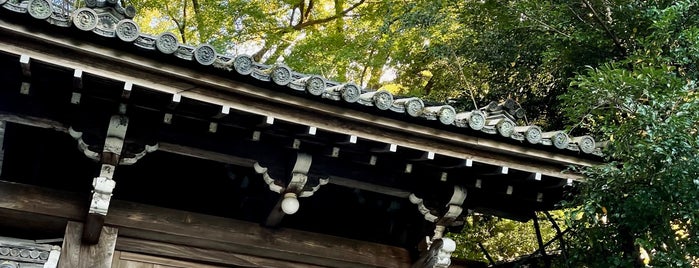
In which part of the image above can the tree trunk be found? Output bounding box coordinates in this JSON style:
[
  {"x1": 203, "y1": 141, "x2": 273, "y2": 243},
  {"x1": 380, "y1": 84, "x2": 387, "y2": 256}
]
[
  {"x1": 191, "y1": 0, "x2": 208, "y2": 43},
  {"x1": 619, "y1": 226, "x2": 642, "y2": 268}
]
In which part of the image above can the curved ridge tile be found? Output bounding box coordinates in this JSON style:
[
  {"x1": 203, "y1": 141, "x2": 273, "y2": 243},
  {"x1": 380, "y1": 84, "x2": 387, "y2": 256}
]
[
  {"x1": 3, "y1": 0, "x2": 28, "y2": 13},
  {"x1": 454, "y1": 110, "x2": 486, "y2": 130},
  {"x1": 514, "y1": 125, "x2": 543, "y2": 144},
  {"x1": 27, "y1": 0, "x2": 51, "y2": 20},
  {"x1": 194, "y1": 44, "x2": 216, "y2": 66},
  {"x1": 174, "y1": 44, "x2": 195, "y2": 60},
  {"x1": 232, "y1": 55, "x2": 254, "y2": 75},
  {"x1": 134, "y1": 34, "x2": 157, "y2": 50},
  {"x1": 391, "y1": 97, "x2": 424, "y2": 117},
  {"x1": 115, "y1": 19, "x2": 139, "y2": 42},
  {"x1": 156, "y1": 33, "x2": 179, "y2": 54},
  {"x1": 72, "y1": 7, "x2": 98, "y2": 31},
  {"x1": 542, "y1": 131, "x2": 570, "y2": 150},
  {"x1": 358, "y1": 90, "x2": 393, "y2": 110},
  {"x1": 250, "y1": 64, "x2": 274, "y2": 81},
  {"x1": 269, "y1": 65, "x2": 293, "y2": 86},
  {"x1": 572, "y1": 135, "x2": 596, "y2": 154},
  {"x1": 324, "y1": 83, "x2": 361, "y2": 103},
  {"x1": 289, "y1": 75, "x2": 325, "y2": 96},
  {"x1": 422, "y1": 105, "x2": 456, "y2": 125}
]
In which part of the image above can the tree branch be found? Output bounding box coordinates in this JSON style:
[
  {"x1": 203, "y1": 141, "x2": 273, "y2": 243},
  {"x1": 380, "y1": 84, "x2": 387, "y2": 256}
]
[
  {"x1": 163, "y1": 3, "x2": 186, "y2": 43},
  {"x1": 181, "y1": 0, "x2": 188, "y2": 43},
  {"x1": 582, "y1": 0, "x2": 627, "y2": 57},
  {"x1": 304, "y1": 0, "x2": 314, "y2": 21},
  {"x1": 291, "y1": 0, "x2": 366, "y2": 30},
  {"x1": 290, "y1": 4, "x2": 297, "y2": 27}
]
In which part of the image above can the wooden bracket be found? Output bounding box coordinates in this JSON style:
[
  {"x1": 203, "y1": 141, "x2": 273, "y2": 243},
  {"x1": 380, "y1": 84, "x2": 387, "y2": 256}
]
[
  {"x1": 256, "y1": 153, "x2": 329, "y2": 227},
  {"x1": 410, "y1": 186, "x2": 467, "y2": 227}
]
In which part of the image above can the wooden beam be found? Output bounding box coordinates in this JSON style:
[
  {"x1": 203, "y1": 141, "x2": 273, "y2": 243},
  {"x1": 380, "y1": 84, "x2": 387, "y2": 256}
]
[
  {"x1": 115, "y1": 238, "x2": 326, "y2": 268},
  {"x1": 58, "y1": 221, "x2": 118, "y2": 268},
  {"x1": 0, "y1": 114, "x2": 414, "y2": 198},
  {"x1": 0, "y1": 181, "x2": 412, "y2": 268},
  {"x1": 115, "y1": 240, "x2": 251, "y2": 267},
  {"x1": 0, "y1": 21, "x2": 597, "y2": 180},
  {"x1": 113, "y1": 251, "x2": 226, "y2": 268}
]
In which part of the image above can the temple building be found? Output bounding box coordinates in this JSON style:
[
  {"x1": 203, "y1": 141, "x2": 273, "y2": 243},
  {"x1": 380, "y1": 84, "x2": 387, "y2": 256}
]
[{"x1": 0, "y1": 0, "x2": 601, "y2": 267}]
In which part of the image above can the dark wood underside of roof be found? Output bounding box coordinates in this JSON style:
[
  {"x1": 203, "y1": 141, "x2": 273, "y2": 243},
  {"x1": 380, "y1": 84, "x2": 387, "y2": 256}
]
[
  {"x1": 0, "y1": 47, "x2": 573, "y2": 246},
  {"x1": 0, "y1": 13, "x2": 591, "y2": 252}
]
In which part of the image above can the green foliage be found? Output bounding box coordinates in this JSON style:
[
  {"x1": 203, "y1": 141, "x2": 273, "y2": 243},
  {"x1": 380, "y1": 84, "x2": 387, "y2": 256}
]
[
  {"x1": 561, "y1": 1, "x2": 699, "y2": 267},
  {"x1": 449, "y1": 213, "x2": 564, "y2": 264}
]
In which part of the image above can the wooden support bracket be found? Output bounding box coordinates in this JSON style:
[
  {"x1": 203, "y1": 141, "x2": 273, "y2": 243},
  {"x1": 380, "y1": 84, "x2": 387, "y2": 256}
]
[
  {"x1": 84, "y1": 115, "x2": 129, "y2": 244},
  {"x1": 259, "y1": 153, "x2": 324, "y2": 227}
]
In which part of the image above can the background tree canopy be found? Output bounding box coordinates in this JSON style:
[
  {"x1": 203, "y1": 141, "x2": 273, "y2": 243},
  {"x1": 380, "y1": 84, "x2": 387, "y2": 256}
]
[
  {"x1": 126, "y1": 0, "x2": 615, "y2": 128},
  {"x1": 127, "y1": 0, "x2": 699, "y2": 266}
]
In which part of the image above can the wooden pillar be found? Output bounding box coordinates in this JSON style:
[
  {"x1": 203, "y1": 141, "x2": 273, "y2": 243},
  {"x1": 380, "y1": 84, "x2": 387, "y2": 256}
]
[
  {"x1": 59, "y1": 221, "x2": 118, "y2": 268},
  {"x1": 0, "y1": 121, "x2": 4, "y2": 177}
]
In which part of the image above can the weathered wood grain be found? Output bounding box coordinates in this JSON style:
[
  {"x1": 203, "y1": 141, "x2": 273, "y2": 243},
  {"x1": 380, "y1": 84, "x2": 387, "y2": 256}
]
[
  {"x1": 116, "y1": 238, "x2": 326, "y2": 268},
  {"x1": 113, "y1": 251, "x2": 225, "y2": 268},
  {"x1": 0, "y1": 181, "x2": 411, "y2": 268},
  {"x1": 59, "y1": 221, "x2": 118, "y2": 268}
]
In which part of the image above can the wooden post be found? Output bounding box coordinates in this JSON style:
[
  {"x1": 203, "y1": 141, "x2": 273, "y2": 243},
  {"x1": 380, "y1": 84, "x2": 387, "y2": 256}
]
[
  {"x1": 0, "y1": 121, "x2": 4, "y2": 178},
  {"x1": 59, "y1": 221, "x2": 118, "y2": 268}
]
